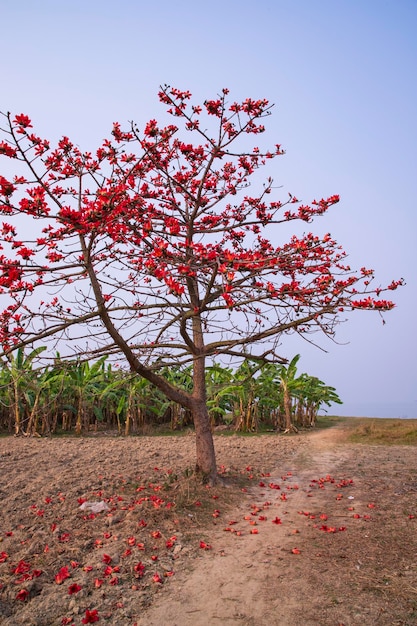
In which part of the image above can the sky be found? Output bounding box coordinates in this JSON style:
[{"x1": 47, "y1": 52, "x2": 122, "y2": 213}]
[{"x1": 1, "y1": 0, "x2": 416, "y2": 418}]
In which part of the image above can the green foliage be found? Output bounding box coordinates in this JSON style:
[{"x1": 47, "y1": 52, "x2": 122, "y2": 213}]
[{"x1": 0, "y1": 350, "x2": 342, "y2": 434}]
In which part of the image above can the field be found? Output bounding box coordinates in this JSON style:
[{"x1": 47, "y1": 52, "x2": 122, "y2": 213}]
[{"x1": 1, "y1": 418, "x2": 417, "y2": 625}]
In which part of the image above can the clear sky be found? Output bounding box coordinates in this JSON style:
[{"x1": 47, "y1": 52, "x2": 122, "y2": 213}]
[{"x1": 1, "y1": 0, "x2": 416, "y2": 417}]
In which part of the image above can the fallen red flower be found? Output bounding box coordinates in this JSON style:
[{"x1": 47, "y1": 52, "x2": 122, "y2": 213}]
[
  {"x1": 55, "y1": 566, "x2": 70, "y2": 585},
  {"x1": 13, "y1": 560, "x2": 31, "y2": 575},
  {"x1": 82, "y1": 609, "x2": 99, "y2": 623},
  {"x1": 15, "y1": 589, "x2": 29, "y2": 601},
  {"x1": 68, "y1": 583, "x2": 82, "y2": 595},
  {"x1": 134, "y1": 562, "x2": 145, "y2": 577}
]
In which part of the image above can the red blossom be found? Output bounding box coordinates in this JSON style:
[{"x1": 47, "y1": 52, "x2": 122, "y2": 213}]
[
  {"x1": 13, "y1": 560, "x2": 31, "y2": 575},
  {"x1": 0, "y1": 141, "x2": 17, "y2": 157},
  {"x1": 68, "y1": 583, "x2": 82, "y2": 594},
  {"x1": 152, "y1": 573, "x2": 163, "y2": 584},
  {"x1": 14, "y1": 114, "x2": 32, "y2": 128},
  {"x1": 134, "y1": 562, "x2": 145, "y2": 577},
  {"x1": 15, "y1": 589, "x2": 29, "y2": 601},
  {"x1": 82, "y1": 609, "x2": 100, "y2": 624},
  {"x1": 55, "y1": 566, "x2": 70, "y2": 584}
]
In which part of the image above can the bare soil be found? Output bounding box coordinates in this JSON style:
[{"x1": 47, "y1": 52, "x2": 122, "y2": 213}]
[{"x1": 1, "y1": 423, "x2": 417, "y2": 625}]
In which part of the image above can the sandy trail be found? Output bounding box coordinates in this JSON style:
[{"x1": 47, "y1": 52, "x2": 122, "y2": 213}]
[{"x1": 138, "y1": 427, "x2": 354, "y2": 626}]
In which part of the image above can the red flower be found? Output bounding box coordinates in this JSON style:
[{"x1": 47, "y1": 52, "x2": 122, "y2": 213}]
[
  {"x1": 272, "y1": 517, "x2": 282, "y2": 525},
  {"x1": 15, "y1": 589, "x2": 29, "y2": 601},
  {"x1": 13, "y1": 560, "x2": 31, "y2": 575},
  {"x1": 82, "y1": 609, "x2": 99, "y2": 623},
  {"x1": 199, "y1": 541, "x2": 212, "y2": 550},
  {"x1": 0, "y1": 141, "x2": 17, "y2": 157},
  {"x1": 14, "y1": 114, "x2": 32, "y2": 128},
  {"x1": 68, "y1": 583, "x2": 82, "y2": 595},
  {"x1": 58, "y1": 532, "x2": 70, "y2": 543},
  {"x1": 134, "y1": 562, "x2": 145, "y2": 577},
  {"x1": 55, "y1": 566, "x2": 70, "y2": 584},
  {"x1": 150, "y1": 530, "x2": 161, "y2": 539}
]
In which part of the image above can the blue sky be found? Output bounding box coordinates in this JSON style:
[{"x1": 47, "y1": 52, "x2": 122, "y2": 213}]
[{"x1": 1, "y1": 0, "x2": 416, "y2": 417}]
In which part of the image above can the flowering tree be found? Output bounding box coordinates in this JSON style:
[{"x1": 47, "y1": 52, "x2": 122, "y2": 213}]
[{"x1": 0, "y1": 86, "x2": 402, "y2": 482}]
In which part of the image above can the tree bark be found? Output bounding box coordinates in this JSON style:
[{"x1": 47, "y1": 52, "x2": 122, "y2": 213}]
[{"x1": 191, "y1": 398, "x2": 217, "y2": 483}]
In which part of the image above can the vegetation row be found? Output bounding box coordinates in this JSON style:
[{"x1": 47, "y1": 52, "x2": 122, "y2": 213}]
[{"x1": 0, "y1": 349, "x2": 341, "y2": 436}]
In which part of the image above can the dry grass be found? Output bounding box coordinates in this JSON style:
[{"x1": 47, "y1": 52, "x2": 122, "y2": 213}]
[{"x1": 340, "y1": 417, "x2": 417, "y2": 444}]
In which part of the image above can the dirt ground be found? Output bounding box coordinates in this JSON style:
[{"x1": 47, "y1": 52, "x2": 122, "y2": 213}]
[{"x1": 1, "y1": 423, "x2": 417, "y2": 626}]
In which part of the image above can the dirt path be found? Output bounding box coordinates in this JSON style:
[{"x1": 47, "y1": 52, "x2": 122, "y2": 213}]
[
  {"x1": 136, "y1": 427, "x2": 350, "y2": 626},
  {"x1": 138, "y1": 426, "x2": 417, "y2": 626}
]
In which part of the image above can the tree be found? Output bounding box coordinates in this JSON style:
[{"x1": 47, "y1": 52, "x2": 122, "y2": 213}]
[{"x1": 0, "y1": 87, "x2": 402, "y2": 482}]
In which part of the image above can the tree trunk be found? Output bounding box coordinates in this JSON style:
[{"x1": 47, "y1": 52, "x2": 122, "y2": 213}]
[
  {"x1": 191, "y1": 341, "x2": 217, "y2": 483},
  {"x1": 191, "y1": 398, "x2": 217, "y2": 483}
]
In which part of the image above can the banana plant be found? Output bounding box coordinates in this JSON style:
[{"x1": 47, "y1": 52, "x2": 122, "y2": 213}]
[
  {"x1": 296, "y1": 375, "x2": 342, "y2": 426},
  {"x1": 205, "y1": 363, "x2": 235, "y2": 427},
  {"x1": 66, "y1": 356, "x2": 109, "y2": 434},
  {"x1": 275, "y1": 354, "x2": 304, "y2": 433},
  {"x1": 1, "y1": 346, "x2": 46, "y2": 435}
]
